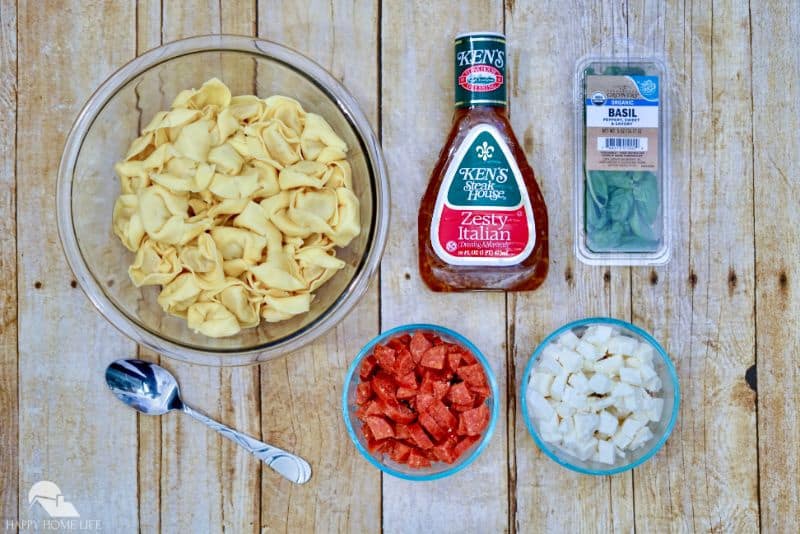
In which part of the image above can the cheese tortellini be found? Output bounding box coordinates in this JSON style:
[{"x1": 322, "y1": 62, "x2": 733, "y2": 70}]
[{"x1": 112, "y1": 78, "x2": 360, "y2": 337}]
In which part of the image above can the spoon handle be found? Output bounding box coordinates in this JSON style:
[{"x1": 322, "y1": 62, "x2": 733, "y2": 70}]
[{"x1": 182, "y1": 404, "x2": 312, "y2": 484}]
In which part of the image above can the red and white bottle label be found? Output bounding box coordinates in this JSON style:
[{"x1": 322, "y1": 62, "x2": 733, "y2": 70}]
[{"x1": 430, "y1": 124, "x2": 535, "y2": 266}]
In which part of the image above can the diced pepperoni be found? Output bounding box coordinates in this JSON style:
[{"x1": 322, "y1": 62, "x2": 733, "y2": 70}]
[
  {"x1": 408, "y1": 423, "x2": 434, "y2": 449},
  {"x1": 447, "y1": 352, "x2": 462, "y2": 372},
  {"x1": 420, "y1": 373, "x2": 449, "y2": 400},
  {"x1": 374, "y1": 344, "x2": 396, "y2": 370},
  {"x1": 395, "y1": 371, "x2": 417, "y2": 389},
  {"x1": 387, "y1": 335, "x2": 408, "y2": 351},
  {"x1": 409, "y1": 331, "x2": 432, "y2": 363},
  {"x1": 362, "y1": 423, "x2": 375, "y2": 442},
  {"x1": 457, "y1": 363, "x2": 487, "y2": 388},
  {"x1": 365, "y1": 416, "x2": 395, "y2": 440},
  {"x1": 460, "y1": 351, "x2": 477, "y2": 365},
  {"x1": 447, "y1": 382, "x2": 474, "y2": 406},
  {"x1": 419, "y1": 412, "x2": 447, "y2": 443},
  {"x1": 356, "y1": 400, "x2": 383, "y2": 421},
  {"x1": 356, "y1": 382, "x2": 373, "y2": 405},
  {"x1": 396, "y1": 386, "x2": 417, "y2": 400},
  {"x1": 415, "y1": 393, "x2": 436, "y2": 413},
  {"x1": 379, "y1": 399, "x2": 416, "y2": 424},
  {"x1": 371, "y1": 372, "x2": 397, "y2": 402},
  {"x1": 427, "y1": 400, "x2": 458, "y2": 432},
  {"x1": 460, "y1": 404, "x2": 490, "y2": 436},
  {"x1": 432, "y1": 436, "x2": 459, "y2": 464},
  {"x1": 420, "y1": 345, "x2": 447, "y2": 369},
  {"x1": 393, "y1": 349, "x2": 415, "y2": 376},
  {"x1": 359, "y1": 356, "x2": 377, "y2": 380},
  {"x1": 395, "y1": 423, "x2": 411, "y2": 440},
  {"x1": 453, "y1": 436, "x2": 480, "y2": 458},
  {"x1": 468, "y1": 384, "x2": 492, "y2": 399},
  {"x1": 407, "y1": 449, "x2": 431, "y2": 469},
  {"x1": 389, "y1": 441, "x2": 412, "y2": 463},
  {"x1": 450, "y1": 402, "x2": 474, "y2": 413}
]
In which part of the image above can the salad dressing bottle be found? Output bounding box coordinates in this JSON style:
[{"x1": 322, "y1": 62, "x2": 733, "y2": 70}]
[{"x1": 418, "y1": 32, "x2": 549, "y2": 291}]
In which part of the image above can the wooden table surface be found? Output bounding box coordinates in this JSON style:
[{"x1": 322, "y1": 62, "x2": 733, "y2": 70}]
[{"x1": 2, "y1": 0, "x2": 799, "y2": 532}]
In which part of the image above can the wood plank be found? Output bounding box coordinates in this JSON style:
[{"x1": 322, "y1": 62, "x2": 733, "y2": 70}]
[
  {"x1": 507, "y1": 2, "x2": 634, "y2": 532},
  {"x1": 629, "y1": 0, "x2": 760, "y2": 530},
  {"x1": 380, "y1": 3, "x2": 511, "y2": 532},
  {"x1": 154, "y1": 3, "x2": 262, "y2": 534},
  {"x1": 134, "y1": 3, "x2": 162, "y2": 533},
  {"x1": 0, "y1": 0, "x2": 17, "y2": 524},
  {"x1": 16, "y1": 0, "x2": 139, "y2": 531},
  {"x1": 255, "y1": 1, "x2": 382, "y2": 531},
  {"x1": 752, "y1": 1, "x2": 800, "y2": 531}
]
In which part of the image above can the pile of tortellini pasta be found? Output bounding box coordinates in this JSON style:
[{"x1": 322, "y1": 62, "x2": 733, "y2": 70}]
[{"x1": 112, "y1": 78, "x2": 360, "y2": 338}]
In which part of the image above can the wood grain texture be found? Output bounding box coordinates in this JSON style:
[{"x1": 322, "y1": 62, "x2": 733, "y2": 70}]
[
  {"x1": 154, "y1": 3, "x2": 263, "y2": 534},
  {"x1": 255, "y1": 1, "x2": 382, "y2": 532},
  {"x1": 752, "y1": 1, "x2": 800, "y2": 531},
  {"x1": 0, "y1": 0, "x2": 16, "y2": 523},
  {"x1": 16, "y1": 1, "x2": 139, "y2": 531},
  {"x1": 380, "y1": 2, "x2": 510, "y2": 532},
  {"x1": 507, "y1": 2, "x2": 634, "y2": 532}
]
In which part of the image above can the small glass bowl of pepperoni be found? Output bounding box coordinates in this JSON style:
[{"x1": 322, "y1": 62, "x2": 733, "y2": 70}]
[{"x1": 342, "y1": 324, "x2": 499, "y2": 481}]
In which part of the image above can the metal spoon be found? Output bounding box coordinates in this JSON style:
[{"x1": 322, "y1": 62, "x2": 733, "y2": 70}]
[{"x1": 105, "y1": 359, "x2": 311, "y2": 484}]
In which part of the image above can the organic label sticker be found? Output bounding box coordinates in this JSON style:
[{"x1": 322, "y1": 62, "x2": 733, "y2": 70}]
[{"x1": 431, "y1": 124, "x2": 535, "y2": 266}]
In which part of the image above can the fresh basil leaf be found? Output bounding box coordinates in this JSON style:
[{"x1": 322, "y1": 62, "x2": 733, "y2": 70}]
[
  {"x1": 608, "y1": 189, "x2": 634, "y2": 222},
  {"x1": 587, "y1": 172, "x2": 608, "y2": 207},
  {"x1": 588, "y1": 221, "x2": 624, "y2": 251},
  {"x1": 632, "y1": 172, "x2": 659, "y2": 222},
  {"x1": 586, "y1": 194, "x2": 609, "y2": 230},
  {"x1": 604, "y1": 171, "x2": 633, "y2": 189},
  {"x1": 630, "y1": 204, "x2": 658, "y2": 240}
]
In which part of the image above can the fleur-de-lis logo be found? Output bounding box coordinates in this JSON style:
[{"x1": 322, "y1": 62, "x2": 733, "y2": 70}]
[{"x1": 475, "y1": 141, "x2": 494, "y2": 161}]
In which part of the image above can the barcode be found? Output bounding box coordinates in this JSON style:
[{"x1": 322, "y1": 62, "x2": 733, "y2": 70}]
[{"x1": 598, "y1": 137, "x2": 648, "y2": 152}]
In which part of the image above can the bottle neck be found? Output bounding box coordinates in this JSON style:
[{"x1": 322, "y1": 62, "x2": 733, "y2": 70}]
[{"x1": 454, "y1": 33, "x2": 508, "y2": 110}]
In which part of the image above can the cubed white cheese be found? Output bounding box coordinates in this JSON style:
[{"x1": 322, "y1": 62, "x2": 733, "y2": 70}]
[
  {"x1": 562, "y1": 430, "x2": 579, "y2": 449},
  {"x1": 538, "y1": 411, "x2": 560, "y2": 433},
  {"x1": 612, "y1": 382, "x2": 635, "y2": 398},
  {"x1": 575, "y1": 437, "x2": 599, "y2": 461},
  {"x1": 619, "y1": 367, "x2": 643, "y2": 386},
  {"x1": 639, "y1": 364, "x2": 658, "y2": 382},
  {"x1": 633, "y1": 342, "x2": 655, "y2": 364},
  {"x1": 531, "y1": 372, "x2": 555, "y2": 397},
  {"x1": 550, "y1": 371, "x2": 568, "y2": 401},
  {"x1": 607, "y1": 335, "x2": 639, "y2": 356},
  {"x1": 623, "y1": 395, "x2": 641, "y2": 412},
  {"x1": 595, "y1": 354, "x2": 624, "y2": 376},
  {"x1": 558, "y1": 417, "x2": 573, "y2": 436},
  {"x1": 625, "y1": 356, "x2": 642, "y2": 368},
  {"x1": 630, "y1": 426, "x2": 654, "y2": 450},
  {"x1": 575, "y1": 339, "x2": 602, "y2": 361},
  {"x1": 527, "y1": 389, "x2": 556, "y2": 420},
  {"x1": 540, "y1": 430, "x2": 562, "y2": 444},
  {"x1": 584, "y1": 325, "x2": 614, "y2": 346},
  {"x1": 573, "y1": 413, "x2": 599, "y2": 439},
  {"x1": 647, "y1": 397, "x2": 664, "y2": 422},
  {"x1": 557, "y1": 348, "x2": 584, "y2": 373},
  {"x1": 568, "y1": 372, "x2": 590, "y2": 394},
  {"x1": 537, "y1": 350, "x2": 563, "y2": 376},
  {"x1": 588, "y1": 373, "x2": 613, "y2": 394},
  {"x1": 563, "y1": 386, "x2": 588, "y2": 409},
  {"x1": 588, "y1": 396, "x2": 616, "y2": 411},
  {"x1": 597, "y1": 410, "x2": 619, "y2": 436},
  {"x1": 611, "y1": 428, "x2": 634, "y2": 449},
  {"x1": 644, "y1": 376, "x2": 662, "y2": 392},
  {"x1": 555, "y1": 402, "x2": 576, "y2": 419},
  {"x1": 594, "y1": 439, "x2": 616, "y2": 465},
  {"x1": 557, "y1": 330, "x2": 580, "y2": 350},
  {"x1": 619, "y1": 416, "x2": 648, "y2": 437},
  {"x1": 582, "y1": 358, "x2": 597, "y2": 373}
]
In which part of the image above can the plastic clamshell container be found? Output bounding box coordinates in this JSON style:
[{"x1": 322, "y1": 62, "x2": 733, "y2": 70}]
[{"x1": 574, "y1": 57, "x2": 671, "y2": 266}]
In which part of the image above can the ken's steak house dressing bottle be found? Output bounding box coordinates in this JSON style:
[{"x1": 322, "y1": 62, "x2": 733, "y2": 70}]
[{"x1": 419, "y1": 32, "x2": 549, "y2": 291}]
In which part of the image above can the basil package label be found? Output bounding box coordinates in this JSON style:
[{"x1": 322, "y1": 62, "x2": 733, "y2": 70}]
[
  {"x1": 431, "y1": 124, "x2": 535, "y2": 266},
  {"x1": 585, "y1": 75, "x2": 659, "y2": 172},
  {"x1": 454, "y1": 33, "x2": 507, "y2": 108}
]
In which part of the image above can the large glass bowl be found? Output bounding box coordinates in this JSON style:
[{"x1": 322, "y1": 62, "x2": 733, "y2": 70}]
[
  {"x1": 520, "y1": 317, "x2": 679, "y2": 475},
  {"x1": 56, "y1": 35, "x2": 389, "y2": 366}
]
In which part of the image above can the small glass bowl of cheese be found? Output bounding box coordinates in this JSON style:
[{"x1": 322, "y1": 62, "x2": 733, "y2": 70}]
[
  {"x1": 56, "y1": 35, "x2": 389, "y2": 365},
  {"x1": 521, "y1": 317, "x2": 679, "y2": 475}
]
